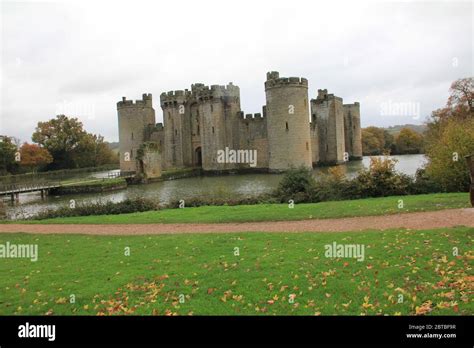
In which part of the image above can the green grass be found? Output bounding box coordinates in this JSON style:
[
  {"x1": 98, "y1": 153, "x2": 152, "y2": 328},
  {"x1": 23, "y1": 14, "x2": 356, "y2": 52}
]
[
  {"x1": 0, "y1": 227, "x2": 472, "y2": 315},
  {"x1": 20, "y1": 192, "x2": 470, "y2": 224}
]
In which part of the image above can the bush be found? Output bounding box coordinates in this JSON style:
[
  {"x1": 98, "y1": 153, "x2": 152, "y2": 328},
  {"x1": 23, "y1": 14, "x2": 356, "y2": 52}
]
[
  {"x1": 271, "y1": 158, "x2": 424, "y2": 203},
  {"x1": 274, "y1": 166, "x2": 316, "y2": 203},
  {"x1": 311, "y1": 167, "x2": 351, "y2": 202},
  {"x1": 411, "y1": 168, "x2": 443, "y2": 194},
  {"x1": 0, "y1": 200, "x2": 6, "y2": 220},
  {"x1": 424, "y1": 117, "x2": 474, "y2": 192},
  {"x1": 350, "y1": 157, "x2": 413, "y2": 198},
  {"x1": 32, "y1": 197, "x2": 158, "y2": 220},
  {"x1": 166, "y1": 195, "x2": 277, "y2": 208}
]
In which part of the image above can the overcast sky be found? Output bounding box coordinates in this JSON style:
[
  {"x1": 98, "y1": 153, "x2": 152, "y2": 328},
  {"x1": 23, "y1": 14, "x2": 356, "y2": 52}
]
[{"x1": 1, "y1": 0, "x2": 472, "y2": 143}]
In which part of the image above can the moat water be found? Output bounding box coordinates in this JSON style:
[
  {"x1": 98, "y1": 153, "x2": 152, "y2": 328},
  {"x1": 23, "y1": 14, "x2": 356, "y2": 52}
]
[{"x1": 3, "y1": 154, "x2": 427, "y2": 219}]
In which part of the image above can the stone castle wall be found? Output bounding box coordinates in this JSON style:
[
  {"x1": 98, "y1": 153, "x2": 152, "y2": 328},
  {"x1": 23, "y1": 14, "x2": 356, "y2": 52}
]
[
  {"x1": 265, "y1": 71, "x2": 312, "y2": 171},
  {"x1": 343, "y1": 103, "x2": 363, "y2": 159},
  {"x1": 117, "y1": 93, "x2": 155, "y2": 172},
  {"x1": 238, "y1": 111, "x2": 269, "y2": 169},
  {"x1": 160, "y1": 83, "x2": 242, "y2": 171},
  {"x1": 117, "y1": 72, "x2": 363, "y2": 177},
  {"x1": 311, "y1": 89, "x2": 346, "y2": 165},
  {"x1": 310, "y1": 117, "x2": 320, "y2": 165}
]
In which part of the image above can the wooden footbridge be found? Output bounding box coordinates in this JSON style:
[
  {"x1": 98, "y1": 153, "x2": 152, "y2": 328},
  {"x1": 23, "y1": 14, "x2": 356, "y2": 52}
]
[
  {"x1": 0, "y1": 182, "x2": 61, "y2": 201},
  {"x1": 0, "y1": 171, "x2": 135, "y2": 201}
]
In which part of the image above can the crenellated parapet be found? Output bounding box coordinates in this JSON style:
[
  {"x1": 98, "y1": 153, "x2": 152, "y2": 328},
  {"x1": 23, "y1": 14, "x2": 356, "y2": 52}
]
[
  {"x1": 312, "y1": 89, "x2": 343, "y2": 104},
  {"x1": 192, "y1": 82, "x2": 240, "y2": 101},
  {"x1": 160, "y1": 83, "x2": 240, "y2": 108},
  {"x1": 117, "y1": 93, "x2": 153, "y2": 109},
  {"x1": 265, "y1": 71, "x2": 308, "y2": 90},
  {"x1": 343, "y1": 102, "x2": 360, "y2": 107},
  {"x1": 160, "y1": 90, "x2": 191, "y2": 108},
  {"x1": 238, "y1": 111, "x2": 265, "y2": 120}
]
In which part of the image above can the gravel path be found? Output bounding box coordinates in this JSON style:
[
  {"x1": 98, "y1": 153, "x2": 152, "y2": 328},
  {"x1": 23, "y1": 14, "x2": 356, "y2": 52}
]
[{"x1": 0, "y1": 208, "x2": 473, "y2": 235}]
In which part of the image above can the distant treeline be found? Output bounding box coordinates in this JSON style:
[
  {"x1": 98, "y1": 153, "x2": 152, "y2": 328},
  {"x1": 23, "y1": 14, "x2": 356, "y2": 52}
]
[
  {"x1": 0, "y1": 115, "x2": 119, "y2": 176},
  {"x1": 362, "y1": 125, "x2": 425, "y2": 155}
]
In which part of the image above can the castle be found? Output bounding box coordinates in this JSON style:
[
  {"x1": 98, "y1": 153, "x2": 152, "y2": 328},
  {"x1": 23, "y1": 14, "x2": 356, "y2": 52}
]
[{"x1": 117, "y1": 71, "x2": 362, "y2": 179}]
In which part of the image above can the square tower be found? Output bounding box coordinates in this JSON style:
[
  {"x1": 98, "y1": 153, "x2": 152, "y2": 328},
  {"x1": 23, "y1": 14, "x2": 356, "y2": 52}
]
[{"x1": 311, "y1": 90, "x2": 346, "y2": 165}]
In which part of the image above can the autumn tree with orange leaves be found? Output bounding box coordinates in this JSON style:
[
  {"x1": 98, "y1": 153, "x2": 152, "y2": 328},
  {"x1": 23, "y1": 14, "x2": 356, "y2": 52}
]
[
  {"x1": 424, "y1": 77, "x2": 474, "y2": 191},
  {"x1": 19, "y1": 143, "x2": 53, "y2": 172}
]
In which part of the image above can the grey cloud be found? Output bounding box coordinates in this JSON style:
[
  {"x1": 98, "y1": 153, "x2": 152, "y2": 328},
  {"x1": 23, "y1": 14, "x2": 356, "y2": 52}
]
[{"x1": 0, "y1": 0, "x2": 472, "y2": 143}]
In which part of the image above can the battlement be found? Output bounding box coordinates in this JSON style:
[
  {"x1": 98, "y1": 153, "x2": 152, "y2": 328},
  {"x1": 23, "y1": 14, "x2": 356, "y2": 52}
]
[
  {"x1": 343, "y1": 102, "x2": 360, "y2": 107},
  {"x1": 193, "y1": 82, "x2": 240, "y2": 99},
  {"x1": 160, "y1": 89, "x2": 192, "y2": 98},
  {"x1": 317, "y1": 89, "x2": 328, "y2": 100},
  {"x1": 264, "y1": 71, "x2": 308, "y2": 90},
  {"x1": 160, "y1": 89, "x2": 191, "y2": 106},
  {"x1": 160, "y1": 82, "x2": 240, "y2": 107},
  {"x1": 239, "y1": 111, "x2": 265, "y2": 120},
  {"x1": 266, "y1": 71, "x2": 280, "y2": 80},
  {"x1": 117, "y1": 94, "x2": 153, "y2": 108},
  {"x1": 312, "y1": 89, "x2": 343, "y2": 104}
]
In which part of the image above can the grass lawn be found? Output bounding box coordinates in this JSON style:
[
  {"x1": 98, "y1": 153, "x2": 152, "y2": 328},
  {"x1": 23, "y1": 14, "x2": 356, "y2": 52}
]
[
  {"x1": 18, "y1": 192, "x2": 470, "y2": 224},
  {"x1": 0, "y1": 227, "x2": 472, "y2": 315}
]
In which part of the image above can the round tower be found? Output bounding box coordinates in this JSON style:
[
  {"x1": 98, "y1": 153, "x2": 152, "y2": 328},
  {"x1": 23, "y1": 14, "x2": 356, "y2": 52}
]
[
  {"x1": 264, "y1": 71, "x2": 312, "y2": 171},
  {"x1": 117, "y1": 93, "x2": 156, "y2": 173}
]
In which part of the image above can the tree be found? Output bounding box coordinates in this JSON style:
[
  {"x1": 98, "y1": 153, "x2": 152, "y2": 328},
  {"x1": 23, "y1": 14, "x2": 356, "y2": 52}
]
[
  {"x1": 73, "y1": 134, "x2": 116, "y2": 168},
  {"x1": 448, "y1": 78, "x2": 474, "y2": 114},
  {"x1": 432, "y1": 78, "x2": 474, "y2": 122},
  {"x1": 395, "y1": 128, "x2": 424, "y2": 154},
  {"x1": 0, "y1": 136, "x2": 19, "y2": 175},
  {"x1": 32, "y1": 115, "x2": 87, "y2": 169},
  {"x1": 361, "y1": 127, "x2": 394, "y2": 155},
  {"x1": 19, "y1": 143, "x2": 53, "y2": 172},
  {"x1": 362, "y1": 129, "x2": 382, "y2": 155},
  {"x1": 31, "y1": 115, "x2": 116, "y2": 170},
  {"x1": 424, "y1": 77, "x2": 474, "y2": 192}
]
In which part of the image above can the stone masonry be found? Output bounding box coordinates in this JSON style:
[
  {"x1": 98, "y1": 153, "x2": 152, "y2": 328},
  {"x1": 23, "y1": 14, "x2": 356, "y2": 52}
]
[{"x1": 117, "y1": 72, "x2": 362, "y2": 178}]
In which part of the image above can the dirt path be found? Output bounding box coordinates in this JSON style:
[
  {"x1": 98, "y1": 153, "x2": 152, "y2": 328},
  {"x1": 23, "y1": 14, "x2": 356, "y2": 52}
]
[{"x1": 0, "y1": 208, "x2": 473, "y2": 236}]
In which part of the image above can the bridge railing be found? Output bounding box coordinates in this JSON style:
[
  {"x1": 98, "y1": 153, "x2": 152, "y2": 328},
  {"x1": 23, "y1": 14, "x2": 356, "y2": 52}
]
[
  {"x1": 0, "y1": 182, "x2": 61, "y2": 195},
  {"x1": 1, "y1": 171, "x2": 136, "y2": 195},
  {"x1": 108, "y1": 171, "x2": 136, "y2": 179}
]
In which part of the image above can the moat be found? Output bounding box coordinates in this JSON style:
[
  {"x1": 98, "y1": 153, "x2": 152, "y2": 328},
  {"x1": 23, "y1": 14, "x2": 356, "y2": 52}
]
[{"x1": 4, "y1": 154, "x2": 426, "y2": 219}]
